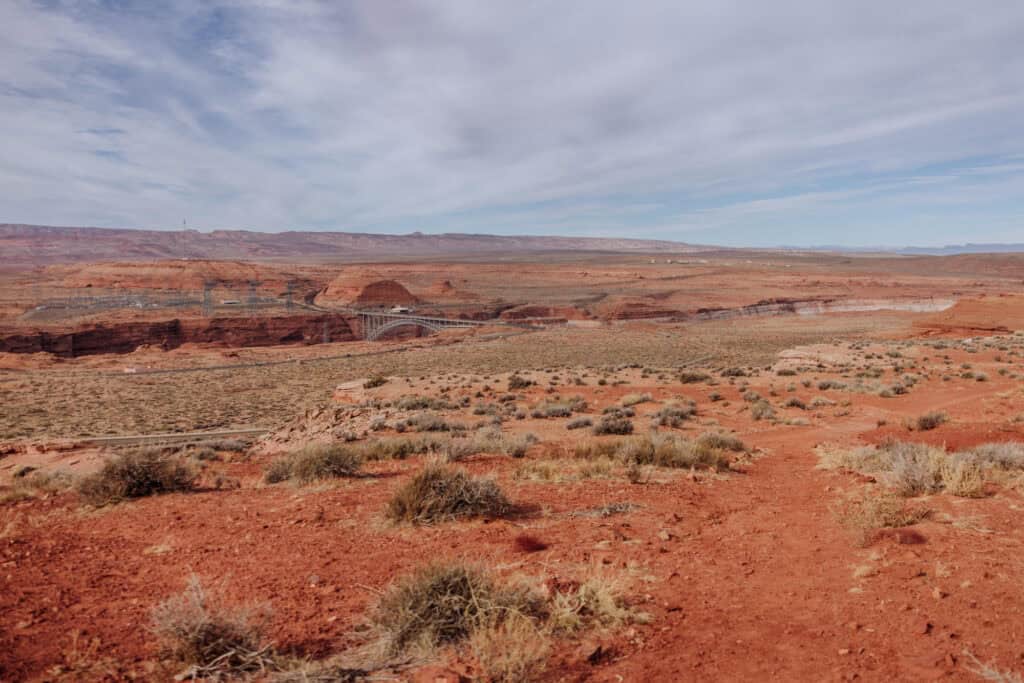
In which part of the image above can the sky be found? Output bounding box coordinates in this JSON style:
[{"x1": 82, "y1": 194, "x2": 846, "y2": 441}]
[{"x1": 2, "y1": 1, "x2": 1024, "y2": 247}]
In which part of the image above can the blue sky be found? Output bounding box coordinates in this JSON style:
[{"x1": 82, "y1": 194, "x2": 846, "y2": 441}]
[{"x1": 2, "y1": 1, "x2": 1024, "y2": 247}]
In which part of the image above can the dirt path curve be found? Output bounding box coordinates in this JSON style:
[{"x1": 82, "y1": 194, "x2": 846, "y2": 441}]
[{"x1": 600, "y1": 421, "x2": 1014, "y2": 682}]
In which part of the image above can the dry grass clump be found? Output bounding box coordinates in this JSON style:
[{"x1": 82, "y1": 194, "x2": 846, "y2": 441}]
[
  {"x1": 152, "y1": 575, "x2": 273, "y2": 680},
  {"x1": 393, "y1": 395, "x2": 454, "y2": 411},
  {"x1": 373, "y1": 563, "x2": 543, "y2": 655},
  {"x1": 566, "y1": 416, "x2": 593, "y2": 430},
  {"x1": 620, "y1": 392, "x2": 652, "y2": 407},
  {"x1": 386, "y1": 463, "x2": 512, "y2": 524},
  {"x1": 817, "y1": 441, "x2": 985, "y2": 497},
  {"x1": 1, "y1": 469, "x2": 74, "y2": 503},
  {"x1": 508, "y1": 375, "x2": 535, "y2": 390},
  {"x1": 963, "y1": 651, "x2": 1024, "y2": 683},
  {"x1": 654, "y1": 401, "x2": 696, "y2": 427},
  {"x1": 593, "y1": 416, "x2": 634, "y2": 435},
  {"x1": 264, "y1": 443, "x2": 362, "y2": 484},
  {"x1": 78, "y1": 449, "x2": 195, "y2": 506},
  {"x1": 400, "y1": 411, "x2": 460, "y2": 433},
  {"x1": 547, "y1": 575, "x2": 638, "y2": 633},
  {"x1": 359, "y1": 436, "x2": 448, "y2": 461},
  {"x1": 750, "y1": 400, "x2": 776, "y2": 421},
  {"x1": 913, "y1": 411, "x2": 949, "y2": 431},
  {"x1": 968, "y1": 442, "x2": 1024, "y2": 470},
  {"x1": 575, "y1": 432, "x2": 741, "y2": 471},
  {"x1": 446, "y1": 428, "x2": 538, "y2": 461},
  {"x1": 470, "y1": 612, "x2": 550, "y2": 682},
  {"x1": 678, "y1": 370, "x2": 711, "y2": 384},
  {"x1": 832, "y1": 489, "x2": 930, "y2": 546},
  {"x1": 819, "y1": 440, "x2": 987, "y2": 499},
  {"x1": 373, "y1": 563, "x2": 640, "y2": 681}
]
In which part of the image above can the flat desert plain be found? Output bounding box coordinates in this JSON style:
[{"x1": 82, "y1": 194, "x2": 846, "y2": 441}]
[{"x1": 2, "y1": 250, "x2": 1024, "y2": 682}]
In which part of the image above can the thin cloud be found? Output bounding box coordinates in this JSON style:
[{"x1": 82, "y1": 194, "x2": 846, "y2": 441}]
[{"x1": 1, "y1": 0, "x2": 1023, "y2": 246}]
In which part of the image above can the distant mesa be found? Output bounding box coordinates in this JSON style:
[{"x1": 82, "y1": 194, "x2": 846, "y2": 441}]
[{"x1": 316, "y1": 269, "x2": 419, "y2": 307}]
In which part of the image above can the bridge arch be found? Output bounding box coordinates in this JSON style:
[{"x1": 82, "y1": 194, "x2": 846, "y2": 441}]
[{"x1": 364, "y1": 318, "x2": 444, "y2": 341}]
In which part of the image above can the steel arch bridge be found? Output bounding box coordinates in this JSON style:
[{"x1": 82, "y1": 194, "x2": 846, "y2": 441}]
[{"x1": 357, "y1": 311, "x2": 488, "y2": 341}]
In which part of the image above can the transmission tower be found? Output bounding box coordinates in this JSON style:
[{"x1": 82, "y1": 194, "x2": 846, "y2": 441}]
[
  {"x1": 247, "y1": 281, "x2": 259, "y2": 317},
  {"x1": 202, "y1": 281, "x2": 213, "y2": 317}
]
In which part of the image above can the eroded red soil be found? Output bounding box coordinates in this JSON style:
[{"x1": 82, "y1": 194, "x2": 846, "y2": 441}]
[{"x1": 3, "y1": 333, "x2": 1024, "y2": 681}]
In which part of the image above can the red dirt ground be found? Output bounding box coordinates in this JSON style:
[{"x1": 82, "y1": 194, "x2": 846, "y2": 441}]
[{"x1": 3, "y1": 336, "x2": 1024, "y2": 681}]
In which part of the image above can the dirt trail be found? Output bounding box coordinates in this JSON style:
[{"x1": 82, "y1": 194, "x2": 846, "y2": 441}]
[{"x1": 600, "y1": 418, "x2": 1020, "y2": 681}]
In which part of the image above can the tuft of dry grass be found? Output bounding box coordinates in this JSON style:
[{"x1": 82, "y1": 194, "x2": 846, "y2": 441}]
[
  {"x1": 832, "y1": 489, "x2": 930, "y2": 546},
  {"x1": 1, "y1": 469, "x2": 73, "y2": 503},
  {"x1": 547, "y1": 574, "x2": 642, "y2": 633},
  {"x1": 151, "y1": 575, "x2": 274, "y2": 680},
  {"x1": 264, "y1": 443, "x2": 361, "y2": 484},
  {"x1": 817, "y1": 441, "x2": 986, "y2": 497},
  {"x1": 372, "y1": 563, "x2": 543, "y2": 655},
  {"x1": 914, "y1": 411, "x2": 949, "y2": 431},
  {"x1": 653, "y1": 401, "x2": 696, "y2": 427},
  {"x1": 575, "y1": 432, "x2": 741, "y2": 471},
  {"x1": 963, "y1": 651, "x2": 1023, "y2": 683},
  {"x1": 78, "y1": 449, "x2": 195, "y2": 506},
  {"x1": 386, "y1": 463, "x2": 512, "y2": 524},
  {"x1": 470, "y1": 612, "x2": 550, "y2": 683},
  {"x1": 593, "y1": 416, "x2": 634, "y2": 435}
]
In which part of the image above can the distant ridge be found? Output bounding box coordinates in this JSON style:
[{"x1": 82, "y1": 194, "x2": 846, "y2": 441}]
[
  {"x1": 790, "y1": 243, "x2": 1024, "y2": 255},
  {"x1": 1, "y1": 223, "x2": 712, "y2": 266}
]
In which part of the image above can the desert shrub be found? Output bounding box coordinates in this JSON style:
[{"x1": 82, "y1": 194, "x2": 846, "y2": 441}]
[
  {"x1": 882, "y1": 442, "x2": 945, "y2": 495},
  {"x1": 405, "y1": 412, "x2": 458, "y2": 432},
  {"x1": 508, "y1": 375, "x2": 534, "y2": 390},
  {"x1": 819, "y1": 441, "x2": 986, "y2": 498},
  {"x1": 363, "y1": 375, "x2": 388, "y2": 389},
  {"x1": 266, "y1": 443, "x2": 361, "y2": 484},
  {"x1": 776, "y1": 368, "x2": 797, "y2": 376},
  {"x1": 809, "y1": 396, "x2": 834, "y2": 409},
  {"x1": 721, "y1": 367, "x2": 748, "y2": 377},
  {"x1": 373, "y1": 563, "x2": 543, "y2": 655},
  {"x1": 708, "y1": 391, "x2": 723, "y2": 402},
  {"x1": 832, "y1": 489, "x2": 929, "y2": 546},
  {"x1": 750, "y1": 400, "x2": 775, "y2": 421},
  {"x1": 447, "y1": 429, "x2": 537, "y2": 460},
  {"x1": 386, "y1": 464, "x2": 511, "y2": 523},
  {"x1": 620, "y1": 393, "x2": 652, "y2": 407},
  {"x1": 394, "y1": 395, "x2": 454, "y2": 411},
  {"x1": 939, "y1": 457, "x2": 985, "y2": 498},
  {"x1": 696, "y1": 432, "x2": 746, "y2": 453},
  {"x1": 593, "y1": 416, "x2": 634, "y2": 436},
  {"x1": 914, "y1": 411, "x2": 948, "y2": 431},
  {"x1": 567, "y1": 417, "x2": 593, "y2": 430},
  {"x1": 742, "y1": 390, "x2": 762, "y2": 403},
  {"x1": 654, "y1": 401, "x2": 696, "y2": 427},
  {"x1": 613, "y1": 432, "x2": 736, "y2": 471},
  {"x1": 2, "y1": 469, "x2": 74, "y2": 504},
  {"x1": 573, "y1": 440, "x2": 622, "y2": 460},
  {"x1": 817, "y1": 380, "x2": 846, "y2": 391},
  {"x1": 678, "y1": 370, "x2": 711, "y2": 384},
  {"x1": 359, "y1": 436, "x2": 447, "y2": 461},
  {"x1": 78, "y1": 450, "x2": 195, "y2": 506},
  {"x1": 263, "y1": 459, "x2": 293, "y2": 484},
  {"x1": 784, "y1": 397, "x2": 806, "y2": 410},
  {"x1": 969, "y1": 442, "x2": 1024, "y2": 470},
  {"x1": 151, "y1": 575, "x2": 272, "y2": 679},
  {"x1": 531, "y1": 404, "x2": 572, "y2": 419},
  {"x1": 470, "y1": 612, "x2": 550, "y2": 683},
  {"x1": 547, "y1": 575, "x2": 637, "y2": 634},
  {"x1": 602, "y1": 405, "x2": 635, "y2": 418}
]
